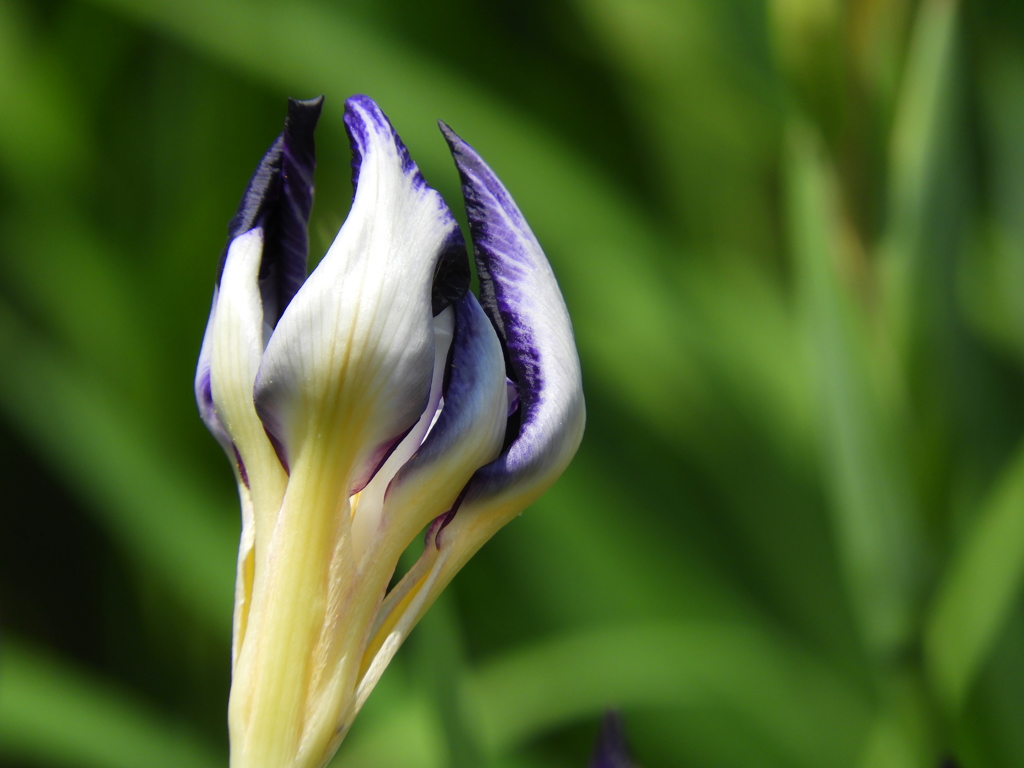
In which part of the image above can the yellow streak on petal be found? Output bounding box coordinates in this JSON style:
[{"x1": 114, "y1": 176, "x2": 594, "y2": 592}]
[{"x1": 358, "y1": 567, "x2": 432, "y2": 682}]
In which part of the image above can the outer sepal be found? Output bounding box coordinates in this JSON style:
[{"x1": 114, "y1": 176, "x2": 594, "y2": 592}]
[
  {"x1": 440, "y1": 122, "x2": 585, "y2": 508},
  {"x1": 354, "y1": 127, "x2": 586, "y2": 698},
  {"x1": 196, "y1": 99, "x2": 323, "y2": 679}
]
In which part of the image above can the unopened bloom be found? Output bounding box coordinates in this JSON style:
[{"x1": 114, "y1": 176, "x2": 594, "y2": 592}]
[
  {"x1": 195, "y1": 95, "x2": 584, "y2": 768},
  {"x1": 589, "y1": 711, "x2": 636, "y2": 768}
]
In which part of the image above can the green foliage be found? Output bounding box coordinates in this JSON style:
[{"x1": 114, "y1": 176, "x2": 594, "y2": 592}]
[{"x1": 1, "y1": 0, "x2": 1024, "y2": 765}]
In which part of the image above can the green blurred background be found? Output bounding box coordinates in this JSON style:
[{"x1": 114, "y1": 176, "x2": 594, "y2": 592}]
[{"x1": 1, "y1": 0, "x2": 1024, "y2": 765}]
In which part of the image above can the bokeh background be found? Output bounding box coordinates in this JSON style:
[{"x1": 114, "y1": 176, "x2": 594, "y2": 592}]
[{"x1": 1, "y1": 0, "x2": 1024, "y2": 765}]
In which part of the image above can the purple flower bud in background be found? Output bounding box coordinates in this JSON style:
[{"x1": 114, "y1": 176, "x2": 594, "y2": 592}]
[{"x1": 589, "y1": 711, "x2": 637, "y2": 768}]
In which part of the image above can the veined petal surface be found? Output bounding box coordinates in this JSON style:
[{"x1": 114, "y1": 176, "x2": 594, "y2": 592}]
[
  {"x1": 211, "y1": 230, "x2": 289, "y2": 547},
  {"x1": 210, "y1": 229, "x2": 268, "y2": 465},
  {"x1": 254, "y1": 95, "x2": 466, "y2": 493}
]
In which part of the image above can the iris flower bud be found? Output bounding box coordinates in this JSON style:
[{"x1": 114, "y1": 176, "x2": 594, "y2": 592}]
[
  {"x1": 195, "y1": 94, "x2": 584, "y2": 768},
  {"x1": 589, "y1": 712, "x2": 636, "y2": 768}
]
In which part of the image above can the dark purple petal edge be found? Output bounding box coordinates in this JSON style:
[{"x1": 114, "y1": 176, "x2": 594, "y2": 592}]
[
  {"x1": 195, "y1": 306, "x2": 249, "y2": 486},
  {"x1": 196, "y1": 359, "x2": 230, "y2": 451},
  {"x1": 344, "y1": 95, "x2": 469, "y2": 315},
  {"x1": 217, "y1": 95, "x2": 323, "y2": 328},
  {"x1": 195, "y1": 290, "x2": 232, "y2": 452},
  {"x1": 440, "y1": 122, "x2": 578, "y2": 501}
]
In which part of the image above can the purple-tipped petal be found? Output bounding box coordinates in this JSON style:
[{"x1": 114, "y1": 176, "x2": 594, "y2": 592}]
[
  {"x1": 589, "y1": 712, "x2": 635, "y2": 768},
  {"x1": 253, "y1": 96, "x2": 466, "y2": 491},
  {"x1": 350, "y1": 126, "x2": 586, "y2": 702},
  {"x1": 218, "y1": 96, "x2": 323, "y2": 328},
  {"x1": 345, "y1": 95, "x2": 469, "y2": 316},
  {"x1": 440, "y1": 123, "x2": 585, "y2": 504},
  {"x1": 344, "y1": 93, "x2": 417, "y2": 194}
]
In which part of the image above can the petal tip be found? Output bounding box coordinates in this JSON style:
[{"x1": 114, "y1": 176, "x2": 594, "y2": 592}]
[
  {"x1": 439, "y1": 124, "x2": 516, "y2": 222},
  {"x1": 440, "y1": 125, "x2": 585, "y2": 508},
  {"x1": 343, "y1": 95, "x2": 420, "y2": 191},
  {"x1": 437, "y1": 119, "x2": 459, "y2": 147},
  {"x1": 217, "y1": 96, "x2": 323, "y2": 322},
  {"x1": 283, "y1": 95, "x2": 324, "y2": 167}
]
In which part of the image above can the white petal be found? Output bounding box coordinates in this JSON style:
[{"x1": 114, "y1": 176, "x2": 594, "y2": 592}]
[
  {"x1": 211, "y1": 228, "x2": 265, "y2": 444},
  {"x1": 253, "y1": 95, "x2": 464, "y2": 501},
  {"x1": 211, "y1": 228, "x2": 289, "y2": 576},
  {"x1": 349, "y1": 306, "x2": 454, "y2": 560}
]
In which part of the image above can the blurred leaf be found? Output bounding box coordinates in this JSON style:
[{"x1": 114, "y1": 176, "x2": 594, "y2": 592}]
[
  {"x1": 961, "y1": 45, "x2": 1024, "y2": 363},
  {"x1": 0, "y1": 206, "x2": 158, "y2": 409},
  {"x1": 0, "y1": 299, "x2": 236, "y2": 632},
  {"x1": 848, "y1": 0, "x2": 912, "y2": 111},
  {"x1": 464, "y1": 621, "x2": 871, "y2": 767},
  {"x1": 958, "y1": 606, "x2": 1024, "y2": 766},
  {"x1": 925, "y1": 441, "x2": 1024, "y2": 712},
  {"x1": 558, "y1": 0, "x2": 819, "y2": 467},
  {"x1": 855, "y1": 671, "x2": 935, "y2": 768},
  {"x1": 881, "y1": 0, "x2": 959, "y2": 357},
  {"x1": 0, "y1": 640, "x2": 222, "y2": 768},
  {"x1": 409, "y1": 594, "x2": 488, "y2": 768},
  {"x1": 787, "y1": 119, "x2": 923, "y2": 658},
  {"x1": 0, "y1": 0, "x2": 89, "y2": 189},
  {"x1": 511, "y1": 449, "x2": 752, "y2": 628},
  {"x1": 678, "y1": 257, "x2": 814, "y2": 465},
  {"x1": 574, "y1": 0, "x2": 781, "y2": 253},
  {"x1": 885, "y1": 0, "x2": 957, "y2": 237},
  {"x1": 632, "y1": 707, "x2": 794, "y2": 768}
]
